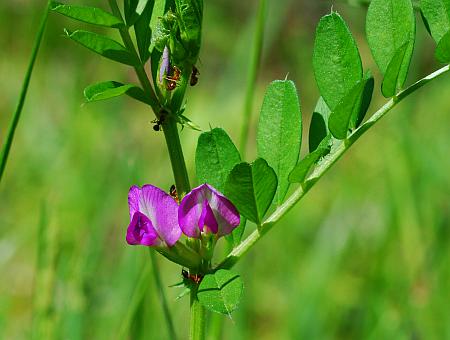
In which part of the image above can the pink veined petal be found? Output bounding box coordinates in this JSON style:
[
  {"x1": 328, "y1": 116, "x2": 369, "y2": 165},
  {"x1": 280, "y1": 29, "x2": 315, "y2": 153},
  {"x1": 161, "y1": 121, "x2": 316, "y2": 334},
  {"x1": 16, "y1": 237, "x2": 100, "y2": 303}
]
[
  {"x1": 178, "y1": 184, "x2": 209, "y2": 237},
  {"x1": 126, "y1": 212, "x2": 159, "y2": 246},
  {"x1": 139, "y1": 185, "x2": 181, "y2": 246},
  {"x1": 198, "y1": 200, "x2": 218, "y2": 234},
  {"x1": 178, "y1": 184, "x2": 240, "y2": 238},
  {"x1": 205, "y1": 184, "x2": 240, "y2": 236},
  {"x1": 128, "y1": 185, "x2": 141, "y2": 219}
]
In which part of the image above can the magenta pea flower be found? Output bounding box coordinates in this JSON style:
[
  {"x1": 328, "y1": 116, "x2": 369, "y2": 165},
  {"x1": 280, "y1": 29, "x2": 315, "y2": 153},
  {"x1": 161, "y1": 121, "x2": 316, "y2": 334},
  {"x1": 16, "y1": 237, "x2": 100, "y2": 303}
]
[
  {"x1": 126, "y1": 185, "x2": 181, "y2": 247},
  {"x1": 178, "y1": 184, "x2": 240, "y2": 238}
]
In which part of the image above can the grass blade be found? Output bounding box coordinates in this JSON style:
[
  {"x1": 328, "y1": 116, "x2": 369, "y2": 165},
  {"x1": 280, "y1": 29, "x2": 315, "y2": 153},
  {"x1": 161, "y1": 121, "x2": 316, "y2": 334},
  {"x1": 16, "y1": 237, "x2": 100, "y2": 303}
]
[
  {"x1": 0, "y1": 0, "x2": 50, "y2": 183},
  {"x1": 239, "y1": 0, "x2": 267, "y2": 157},
  {"x1": 149, "y1": 250, "x2": 177, "y2": 340},
  {"x1": 31, "y1": 203, "x2": 58, "y2": 339}
]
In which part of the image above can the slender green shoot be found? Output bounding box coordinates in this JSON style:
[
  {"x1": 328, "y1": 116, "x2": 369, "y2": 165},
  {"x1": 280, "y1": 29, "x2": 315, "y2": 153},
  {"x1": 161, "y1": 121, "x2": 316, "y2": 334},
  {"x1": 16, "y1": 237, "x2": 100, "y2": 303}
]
[
  {"x1": 217, "y1": 64, "x2": 450, "y2": 270},
  {"x1": 0, "y1": 0, "x2": 51, "y2": 183}
]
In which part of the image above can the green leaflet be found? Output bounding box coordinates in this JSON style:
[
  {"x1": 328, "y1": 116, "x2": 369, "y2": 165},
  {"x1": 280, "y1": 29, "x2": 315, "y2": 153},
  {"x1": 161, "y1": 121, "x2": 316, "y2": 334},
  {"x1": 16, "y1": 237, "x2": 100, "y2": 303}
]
[
  {"x1": 289, "y1": 135, "x2": 332, "y2": 184},
  {"x1": 313, "y1": 12, "x2": 363, "y2": 110},
  {"x1": 329, "y1": 72, "x2": 373, "y2": 140},
  {"x1": 436, "y1": 31, "x2": 450, "y2": 63},
  {"x1": 124, "y1": 0, "x2": 149, "y2": 26},
  {"x1": 257, "y1": 80, "x2": 302, "y2": 205},
  {"x1": 65, "y1": 29, "x2": 139, "y2": 66},
  {"x1": 134, "y1": 0, "x2": 155, "y2": 62},
  {"x1": 225, "y1": 217, "x2": 246, "y2": 248},
  {"x1": 149, "y1": 0, "x2": 167, "y2": 50},
  {"x1": 84, "y1": 81, "x2": 149, "y2": 105},
  {"x1": 175, "y1": 0, "x2": 203, "y2": 56},
  {"x1": 225, "y1": 158, "x2": 277, "y2": 225},
  {"x1": 50, "y1": 2, "x2": 123, "y2": 28},
  {"x1": 366, "y1": 0, "x2": 415, "y2": 92},
  {"x1": 197, "y1": 269, "x2": 243, "y2": 315},
  {"x1": 309, "y1": 97, "x2": 330, "y2": 153},
  {"x1": 195, "y1": 128, "x2": 241, "y2": 193},
  {"x1": 421, "y1": 0, "x2": 450, "y2": 43},
  {"x1": 382, "y1": 43, "x2": 409, "y2": 97},
  {"x1": 351, "y1": 71, "x2": 374, "y2": 128}
]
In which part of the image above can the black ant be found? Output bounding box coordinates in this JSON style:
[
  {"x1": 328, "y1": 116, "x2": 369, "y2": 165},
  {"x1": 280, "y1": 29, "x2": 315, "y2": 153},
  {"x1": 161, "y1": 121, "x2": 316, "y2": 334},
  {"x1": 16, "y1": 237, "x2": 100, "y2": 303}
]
[
  {"x1": 152, "y1": 110, "x2": 167, "y2": 131},
  {"x1": 169, "y1": 184, "x2": 179, "y2": 203},
  {"x1": 190, "y1": 66, "x2": 199, "y2": 86},
  {"x1": 182, "y1": 269, "x2": 203, "y2": 284}
]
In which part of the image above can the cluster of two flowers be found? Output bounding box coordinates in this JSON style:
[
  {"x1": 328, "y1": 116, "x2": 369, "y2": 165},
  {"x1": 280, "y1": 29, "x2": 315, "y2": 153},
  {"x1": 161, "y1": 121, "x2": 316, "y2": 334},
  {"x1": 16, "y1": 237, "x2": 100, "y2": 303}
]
[{"x1": 126, "y1": 183, "x2": 240, "y2": 249}]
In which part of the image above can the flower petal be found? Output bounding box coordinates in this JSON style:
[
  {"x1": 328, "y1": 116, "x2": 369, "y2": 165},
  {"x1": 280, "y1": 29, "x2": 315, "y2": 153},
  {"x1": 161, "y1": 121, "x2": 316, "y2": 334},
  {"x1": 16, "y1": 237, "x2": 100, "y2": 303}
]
[
  {"x1": 199, "y1": 200, "x2": 218, "y2": 234},
  {"x1": 126, "y1": 212, "x2": 159, "y2": 246},
  {"x1": 138, "y1": 185, "x2": 181, "y2": 246},
  {"x1": 178, "y1": 184, "x2": 240, "y2": 237},
  {"x1": 128, "y1": 185, "x2": 141, "y2": 219},
  {"x1": 204, "y1": 184, "x2": 240, "y2": 236}
]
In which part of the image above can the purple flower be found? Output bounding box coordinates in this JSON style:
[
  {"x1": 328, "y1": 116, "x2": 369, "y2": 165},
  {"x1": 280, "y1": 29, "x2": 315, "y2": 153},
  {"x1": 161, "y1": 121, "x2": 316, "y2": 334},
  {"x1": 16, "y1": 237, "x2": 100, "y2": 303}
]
[
  {"x1": 126, "y1": 185, "x2": 181, "y2": 247},
  {"x1": 178, "y1": 184, "x2": 240, "y2": 238}
]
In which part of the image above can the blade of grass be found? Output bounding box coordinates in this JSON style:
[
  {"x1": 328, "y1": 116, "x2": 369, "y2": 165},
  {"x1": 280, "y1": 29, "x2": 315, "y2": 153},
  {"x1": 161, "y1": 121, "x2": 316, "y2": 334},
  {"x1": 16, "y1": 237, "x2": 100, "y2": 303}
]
[
  {"x1": 239, "y1": 0, "x2": 267, "y2": 157},
  {"x1": 117, "y1": 264, "x2": 152, "y2": 339},
  {"x1": 149, "y1": 250, "x2": 178, "y2": 340},
  {"x1": 32, "y1": 202, "x2": 58, "y2": 340},
  {"x1": 0, "y1": 0, "x2": 51, "y2": 183}
]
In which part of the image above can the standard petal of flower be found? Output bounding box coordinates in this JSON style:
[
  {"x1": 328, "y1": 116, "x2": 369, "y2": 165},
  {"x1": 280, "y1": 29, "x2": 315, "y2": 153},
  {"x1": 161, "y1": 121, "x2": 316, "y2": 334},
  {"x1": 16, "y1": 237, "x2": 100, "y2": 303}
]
[
  {"x1": 205, "y1": 184, "x2": 240, "y2": 236},
  {"x1": 178, "y1": 185, "x2": 206, "y2": 237},
  {"x1": 179, "y1": 184, "x2": 240, "y2": 237},
  {"x1": 198, "y1": 200, "x2": 218, "y2": 234},
  {"x1": 139, "y1": 185, "x2": 181, "y2": 246},
  {"x1": 128, "y1": 185, "x2": 141, "y2": 219},
  {"x1": 126, "y1": 212, "x2": 159, "y2": 246}
]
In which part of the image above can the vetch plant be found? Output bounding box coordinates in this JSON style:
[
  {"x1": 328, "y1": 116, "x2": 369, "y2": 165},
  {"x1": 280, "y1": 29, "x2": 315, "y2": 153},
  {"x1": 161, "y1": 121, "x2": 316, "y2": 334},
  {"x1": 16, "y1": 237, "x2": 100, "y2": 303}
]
[{"x1": 11, "y1": 0, "x2": 446, "y2": 338}]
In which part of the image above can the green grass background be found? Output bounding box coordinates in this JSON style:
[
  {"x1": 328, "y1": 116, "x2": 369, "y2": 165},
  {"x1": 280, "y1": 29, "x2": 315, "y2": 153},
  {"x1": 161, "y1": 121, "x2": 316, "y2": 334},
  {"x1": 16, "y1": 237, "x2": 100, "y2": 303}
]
[{"x1": 1, "y1": 0, "x2": 449, "y2": 339}]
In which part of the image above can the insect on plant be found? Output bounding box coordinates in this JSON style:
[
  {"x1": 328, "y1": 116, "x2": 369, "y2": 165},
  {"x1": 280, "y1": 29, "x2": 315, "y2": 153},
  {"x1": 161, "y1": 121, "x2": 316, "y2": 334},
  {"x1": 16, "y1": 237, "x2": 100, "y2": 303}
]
[
  {"x1": 169, "y1": 184, "x2": 179, "y2": 203},
  {"x1": 190, "y1": 65, "x2": 200, "y2": 86}
]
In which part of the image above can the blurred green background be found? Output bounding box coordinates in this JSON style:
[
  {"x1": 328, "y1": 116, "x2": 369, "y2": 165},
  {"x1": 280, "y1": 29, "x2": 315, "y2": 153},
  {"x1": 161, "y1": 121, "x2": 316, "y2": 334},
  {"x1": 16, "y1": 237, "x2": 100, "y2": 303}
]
[{"x1": 1, "y1": 0, "x2": 449, "y2": 339}]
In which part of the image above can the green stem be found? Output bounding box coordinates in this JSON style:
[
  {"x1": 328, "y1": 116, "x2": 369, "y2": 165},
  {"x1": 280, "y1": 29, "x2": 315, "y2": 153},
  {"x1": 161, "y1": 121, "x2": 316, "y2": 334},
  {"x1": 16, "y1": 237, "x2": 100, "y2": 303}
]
[
  {"x1": 216, "y1": 64, "x2": 450, "y2": 270},
  {"x1": 149, "y1": 250, "x2": 178, "y2": 340},
  {"x1": 190, "y1": 286, "x2": 206, "y2": 340},
  {"x1": 108, "y1": 0, "x2": 190, "y2": 196},
  {"x1": 0, "y1": 0, "x2": 50, "y2": 183},
  {"x1": 162, "y1": 115, "x2": 191, "y2": 195},
  {"x1": 239, "y1": 0, "x2": 266, "y2": 157}
]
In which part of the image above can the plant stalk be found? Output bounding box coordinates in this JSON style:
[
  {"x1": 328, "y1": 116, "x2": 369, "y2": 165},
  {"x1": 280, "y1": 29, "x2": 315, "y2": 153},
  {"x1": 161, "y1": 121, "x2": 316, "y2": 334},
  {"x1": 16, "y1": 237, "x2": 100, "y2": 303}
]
[
  {"x1": 0, "y1": 0, "x2": 50, "y2": 183},
  {"x1": 162, "y1": 115, "x2": 191, "y2": 195},
  {"x1": 217, "y1": 64, "x2": 450, "y2": 270},
  {"x1": 190, "y1": 286, "x2": 206, "y2": 340}
]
